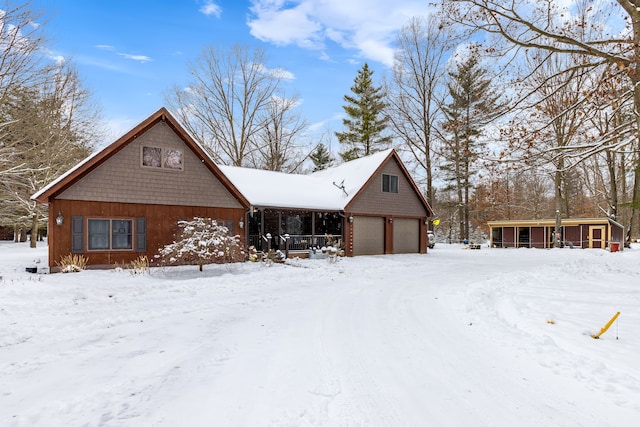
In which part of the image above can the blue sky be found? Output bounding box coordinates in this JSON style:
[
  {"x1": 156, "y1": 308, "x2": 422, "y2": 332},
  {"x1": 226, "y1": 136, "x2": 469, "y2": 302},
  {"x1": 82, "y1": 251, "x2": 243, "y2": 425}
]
[{"x1": 32, "y1": 0, "x2": 432, "y2": 147}]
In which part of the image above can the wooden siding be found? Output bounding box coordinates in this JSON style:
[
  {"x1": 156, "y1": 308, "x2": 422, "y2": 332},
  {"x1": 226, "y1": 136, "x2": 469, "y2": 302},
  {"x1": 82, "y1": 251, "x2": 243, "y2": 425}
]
[
  {"x1": 348, "y1": 158, "x2": 428, "y2": 217},
  {"x1": 530, "y1": 227, "x2": 546, "y2": 248},
  {"x1": 57, "y1": 122, "x2": 242, "y2": 209},
  {"x1": 47, "y1": 199, "x2": 245, "y2": 269},
  {"x1": 489, "y1": 219, "x2": 624, "y2": 250},
  {"x1": 564, "y1": 226, "x2": 582, "y2": 248},
  {"x1": 503, "y1": 227, "x2": 516, "y2": 248}
]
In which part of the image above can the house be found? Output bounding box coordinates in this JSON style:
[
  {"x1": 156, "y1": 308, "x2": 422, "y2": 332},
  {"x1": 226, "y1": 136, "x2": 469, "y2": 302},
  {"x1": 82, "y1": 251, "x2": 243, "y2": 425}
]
[
  {"x1": 219, "y1": 148, "x2": 434, "y2": 257},
  {"x1": 33, "y1": 108, "x2": 433, "y2": 270},
  {"x1": 32, "y1": 108, "x2": 249, "y2": 270},
  {"x1": 487, "y1": 218, "x2": 624, "y2": 251}
]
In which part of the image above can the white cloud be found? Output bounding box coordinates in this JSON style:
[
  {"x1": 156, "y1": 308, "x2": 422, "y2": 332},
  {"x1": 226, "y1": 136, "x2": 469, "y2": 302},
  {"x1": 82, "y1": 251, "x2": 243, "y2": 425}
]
[
  {"x1": 254, "y1": 63, "x2": 296, "y2": 80},
  {"x1": 117, "y1": 52, "x2": 152, "y2": 63},
  {"x1": 200, "y1": 1, "x2": 222, "y2": 17},
  {"x1": 95, "y1": 44, "x2": 116, "y2": 51},
  {"x1": 247, "y1": 0, "x2": 432, "y2": 67}
]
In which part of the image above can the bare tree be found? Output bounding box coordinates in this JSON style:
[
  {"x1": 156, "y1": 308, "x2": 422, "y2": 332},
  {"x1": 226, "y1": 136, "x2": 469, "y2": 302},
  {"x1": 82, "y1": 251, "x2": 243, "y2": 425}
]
[
  {"x1": 446, "y1": 0, "x2": 640, "y2": 240},
  {"x1": 166, "y1": 45, "x2": 284, "y2": 166},
  {"x1": 252, "y1": 93, "x2": 308, "y2": 172},
  {"x1": 0, "y1": 0, "x2": 50, "y2": 178},
  {"x1": 1, "y1": 62, "x2": 99, "y2": 246},
  {"x1": 387, "y1": 14, "x2": 457, "y2": 212},
  {"x1": 503, "y1": 50, "x2": 594, "y2": 246}
]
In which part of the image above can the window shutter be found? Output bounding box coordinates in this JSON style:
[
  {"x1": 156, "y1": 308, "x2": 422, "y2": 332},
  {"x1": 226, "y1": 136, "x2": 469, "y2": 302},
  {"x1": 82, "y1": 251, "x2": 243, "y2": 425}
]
[
  {"x1": 71, "y1": 216, "x2": 84, "y2": 253},
  {"x1": 136, "y1": 217, "x2": 146, "y2": 252}
]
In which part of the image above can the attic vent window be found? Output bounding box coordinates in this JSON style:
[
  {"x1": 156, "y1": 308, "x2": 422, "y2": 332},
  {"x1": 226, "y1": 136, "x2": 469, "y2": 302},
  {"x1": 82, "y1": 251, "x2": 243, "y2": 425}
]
[
  {"x1": 141, "y1": 146, "x2": 183, "y2": 171},
  {"x1": 382, "y1": 174, "x2": 398, "y2": 193}
]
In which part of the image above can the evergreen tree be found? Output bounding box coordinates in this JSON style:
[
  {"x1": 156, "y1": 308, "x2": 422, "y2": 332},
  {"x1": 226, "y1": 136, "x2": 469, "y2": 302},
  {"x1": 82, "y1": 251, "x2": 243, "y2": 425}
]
[
  {"x1": 309, "y1": 143, "x2": 334, "y2": 171},
  {"x1": 335, "y1": 63, "x2": 391, "y2": 161},
  {"x1": 441, "y1": 52, "x2": 501, "y2": 241}
]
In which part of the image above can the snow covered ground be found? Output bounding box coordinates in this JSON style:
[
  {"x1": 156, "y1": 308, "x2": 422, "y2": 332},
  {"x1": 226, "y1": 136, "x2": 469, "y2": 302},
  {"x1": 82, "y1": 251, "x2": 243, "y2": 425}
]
[{"x1": 1, "y1": 241, "x2": 639, "y2": 426}]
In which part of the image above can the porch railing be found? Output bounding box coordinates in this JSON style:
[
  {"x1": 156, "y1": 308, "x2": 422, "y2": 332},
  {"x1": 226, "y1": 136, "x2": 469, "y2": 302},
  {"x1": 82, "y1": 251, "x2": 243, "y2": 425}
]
[{"x1": 248, "y1": 234, "x2": 342, "y2": 252}]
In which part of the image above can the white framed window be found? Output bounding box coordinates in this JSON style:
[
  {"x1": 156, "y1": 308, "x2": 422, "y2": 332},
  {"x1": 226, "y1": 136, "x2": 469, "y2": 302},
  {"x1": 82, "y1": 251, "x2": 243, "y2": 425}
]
[{"x1": 382, "y1": 174, "x2": 398, "y2": 193}]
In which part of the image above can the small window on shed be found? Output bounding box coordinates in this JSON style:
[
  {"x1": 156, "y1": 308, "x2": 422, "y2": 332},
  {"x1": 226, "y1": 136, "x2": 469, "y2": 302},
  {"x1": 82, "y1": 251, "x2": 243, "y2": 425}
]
[{"x1": 382, "y1": 174, "x2": 398, "y2": 193}]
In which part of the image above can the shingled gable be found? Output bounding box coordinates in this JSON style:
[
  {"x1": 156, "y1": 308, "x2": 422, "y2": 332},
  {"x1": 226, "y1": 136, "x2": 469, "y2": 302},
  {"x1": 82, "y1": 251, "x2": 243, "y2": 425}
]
[
  {"x1": 344, "y1": 149, "x2": 432, "y2": 216},
  {"x1": 33, "y1": 107, "x2": 248, "y2": 206},
  {"x1": 32, "y1": 107, "x2": 250, "y2": 270}
]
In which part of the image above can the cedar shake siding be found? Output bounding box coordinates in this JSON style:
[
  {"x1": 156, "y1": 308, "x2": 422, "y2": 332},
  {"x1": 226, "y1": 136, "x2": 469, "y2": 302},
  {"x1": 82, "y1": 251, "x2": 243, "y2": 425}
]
[
  {"x1": 347, "y1": 158, "x2": 428, "y2": 217},
  {"x1": 58, "y1": 122, "x2": 241, "y2": 208},
  {"x1": 34, "y1": 108, "x2": 249, "y2": 270}
]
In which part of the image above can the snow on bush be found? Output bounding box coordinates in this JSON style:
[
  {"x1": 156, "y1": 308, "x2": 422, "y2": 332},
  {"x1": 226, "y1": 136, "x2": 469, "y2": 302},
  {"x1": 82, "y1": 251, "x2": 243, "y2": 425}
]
[{"x1": 156, "y1": 217, "x2": 245, "y2": 270}]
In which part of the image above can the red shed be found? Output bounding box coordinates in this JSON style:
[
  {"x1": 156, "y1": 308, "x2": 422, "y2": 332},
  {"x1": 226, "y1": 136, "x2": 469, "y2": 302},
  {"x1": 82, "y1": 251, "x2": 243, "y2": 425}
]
[{"x1": 488, "y1": 218, "x2": 625, "y2": 251}]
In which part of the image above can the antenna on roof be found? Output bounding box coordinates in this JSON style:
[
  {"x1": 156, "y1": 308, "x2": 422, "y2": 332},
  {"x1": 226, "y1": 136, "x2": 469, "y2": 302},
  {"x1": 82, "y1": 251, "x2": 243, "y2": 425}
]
[{"x1": 333, "y1": 179, "x2": 348, "y2": 197}]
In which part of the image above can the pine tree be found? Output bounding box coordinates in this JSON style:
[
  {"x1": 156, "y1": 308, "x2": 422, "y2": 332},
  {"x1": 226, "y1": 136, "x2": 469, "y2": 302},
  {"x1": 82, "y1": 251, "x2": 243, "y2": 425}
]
[
  {"x1": 335, "y1": 63, "x2": 391, "y2": 161},
  {"x1": 309, "y1": 143, "x2": 334, "y2": 171},
  {"x1": 441, "y1": 52, "x2": 501, "y2": 241}
]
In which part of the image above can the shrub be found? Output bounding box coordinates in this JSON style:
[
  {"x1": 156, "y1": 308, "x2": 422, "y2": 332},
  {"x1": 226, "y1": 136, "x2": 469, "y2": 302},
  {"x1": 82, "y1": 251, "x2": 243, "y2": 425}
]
[
  {"x1": 156, "y1": 217, "x2": 245, "y2": 271},
  {"x1": 57, "y1": 254, "x2": 88, "y2": 273},
  {"x1": 127, "y1": 255, "x2": 150, "y2": 276}
]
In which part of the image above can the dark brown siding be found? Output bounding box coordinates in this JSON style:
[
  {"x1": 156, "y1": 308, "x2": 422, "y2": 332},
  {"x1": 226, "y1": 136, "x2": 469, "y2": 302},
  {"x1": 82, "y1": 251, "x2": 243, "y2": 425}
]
[
  {"x1": 503, "y1": 227, "x2": 516, "y2": 248},
  {"x1": 57, "y1": 122, "x2": 242, "y2": 209},
  {"x1": 564, "y1": 226, "x2": 581, "y2": 248},
  {"x1": 348, "y1": 158, "x2": 428, "y2": 217},
  {"x1": 530, "y1": 227, "x2": 546, "y2": 248},
  {"x1": 48, "y1": 199, "x2": 245, "y2": 268}
]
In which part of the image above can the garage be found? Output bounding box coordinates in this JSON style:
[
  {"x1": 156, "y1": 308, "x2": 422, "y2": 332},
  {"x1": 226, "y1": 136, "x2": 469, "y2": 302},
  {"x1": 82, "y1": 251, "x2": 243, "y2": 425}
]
[
  {"x1": 353, "y1": 216, "x2": 385, "y2": 255},
  {"x1": 393, "y1": 218, "x2": 420, "y2": 253}
]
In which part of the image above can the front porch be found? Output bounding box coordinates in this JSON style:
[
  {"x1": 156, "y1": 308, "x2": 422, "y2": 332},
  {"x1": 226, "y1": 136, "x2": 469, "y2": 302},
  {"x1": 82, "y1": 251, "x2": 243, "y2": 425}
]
[{"x1": 246, "y1": 209, "x2": 344, "y2": 255}]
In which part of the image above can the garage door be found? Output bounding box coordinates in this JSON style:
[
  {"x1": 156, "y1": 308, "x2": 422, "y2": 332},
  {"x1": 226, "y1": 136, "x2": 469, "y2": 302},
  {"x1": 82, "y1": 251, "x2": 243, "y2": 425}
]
[
  {"x1": 393, "y1": 218, "x2": 420, "y2": 253},
  {"x1": 353, "y1": 216, "x2": 385, "y2": 255}
]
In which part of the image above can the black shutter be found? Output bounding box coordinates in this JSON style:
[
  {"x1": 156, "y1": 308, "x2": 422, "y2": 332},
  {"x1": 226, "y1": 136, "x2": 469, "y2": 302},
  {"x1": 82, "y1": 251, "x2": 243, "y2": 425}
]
[
  {"x1": 71, "y1": 216, "x2": 84, "y2": 253},
  {"x1": 136, "y1": 217, "x2": 146, "y2": 252}
]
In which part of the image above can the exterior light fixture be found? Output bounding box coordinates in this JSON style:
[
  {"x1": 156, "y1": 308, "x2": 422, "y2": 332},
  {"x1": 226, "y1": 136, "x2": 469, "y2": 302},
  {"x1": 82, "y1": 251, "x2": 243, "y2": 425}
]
[
  {"x1": 348, "y1": 215, "x2": 354, "y2": 223},
  {"x1": 388, "y1": 218, "x2": 393, "y2": 224},
  {"x1": 239, "y1": 218, "x2": 244, "y2": 229},
  {"x1": 55, "y1": 211, "x2": 64, "y2": 226}
]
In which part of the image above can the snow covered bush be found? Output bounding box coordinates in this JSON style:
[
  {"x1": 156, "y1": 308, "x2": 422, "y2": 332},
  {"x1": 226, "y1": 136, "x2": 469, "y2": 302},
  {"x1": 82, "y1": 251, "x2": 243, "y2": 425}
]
[{"x1": 155, "y1": 217, "x2": 245, "y2": 271}]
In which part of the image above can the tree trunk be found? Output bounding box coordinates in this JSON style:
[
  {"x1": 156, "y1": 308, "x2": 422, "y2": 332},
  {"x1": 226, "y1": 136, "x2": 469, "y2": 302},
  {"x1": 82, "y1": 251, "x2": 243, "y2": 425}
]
[
  {"x1": 554, "y1": 169, "x2": 563, "y2": 248},
  {"x1": 30, "y1": 214, "x2": 38, "y2": 248},
  {"x1": 606, "y1": 149, "x2": 618, "y2": 219}
]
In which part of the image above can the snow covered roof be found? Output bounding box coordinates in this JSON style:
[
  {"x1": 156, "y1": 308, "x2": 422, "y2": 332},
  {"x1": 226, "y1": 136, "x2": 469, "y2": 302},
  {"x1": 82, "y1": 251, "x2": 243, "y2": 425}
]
[{"x1": 219, "y1": 149, "x2": 395, "y2": 211}]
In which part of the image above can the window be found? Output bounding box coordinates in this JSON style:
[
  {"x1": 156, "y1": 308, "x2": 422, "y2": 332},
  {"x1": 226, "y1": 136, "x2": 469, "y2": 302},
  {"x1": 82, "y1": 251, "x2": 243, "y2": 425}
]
[
  {"x1": 382, "y1": 174, "x2": 398, "y2": 193},
  {"x1": 112, "y1": 220, "x2": 133, "y2": 249},
  {"x1": 142, "y1": 146, "x2": 183, "y2": 171},
  {"x1": 88, "y1": 219, "x2": 133, "y2": 250}
]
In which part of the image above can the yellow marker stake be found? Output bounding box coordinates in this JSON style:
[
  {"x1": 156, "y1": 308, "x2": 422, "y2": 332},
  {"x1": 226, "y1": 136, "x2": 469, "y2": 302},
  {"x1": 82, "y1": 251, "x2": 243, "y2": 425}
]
[{"x1": 592, "y1": 312, "x2": 620, "y2": 339}]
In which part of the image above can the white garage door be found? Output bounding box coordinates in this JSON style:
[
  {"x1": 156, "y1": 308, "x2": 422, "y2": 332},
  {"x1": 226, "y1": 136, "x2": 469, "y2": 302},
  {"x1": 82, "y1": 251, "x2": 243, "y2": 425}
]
[
  {"x1": 393, "y1": 218, "x2": 420, "y2": 254},
  {"x1": 353, "y1": 216, "x2": 385, "y2": 255}
]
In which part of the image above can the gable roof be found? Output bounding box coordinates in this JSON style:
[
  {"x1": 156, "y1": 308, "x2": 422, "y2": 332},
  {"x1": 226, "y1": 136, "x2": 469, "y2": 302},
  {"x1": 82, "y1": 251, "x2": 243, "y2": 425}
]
[
  {"x1": 32, "y1": 107, "x2": 249, "y2": 207},
  {"x1": 219, "y1": 149, "x2": 433, "y2": 215}
]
